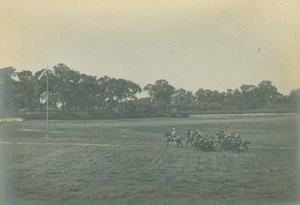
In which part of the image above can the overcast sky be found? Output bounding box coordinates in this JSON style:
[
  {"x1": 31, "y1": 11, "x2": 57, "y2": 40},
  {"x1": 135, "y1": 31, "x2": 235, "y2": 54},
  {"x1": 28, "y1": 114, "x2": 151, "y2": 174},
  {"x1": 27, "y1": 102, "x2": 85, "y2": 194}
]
[{"x1": 0, "y1": 0, "x2": 299, "y2": 94}]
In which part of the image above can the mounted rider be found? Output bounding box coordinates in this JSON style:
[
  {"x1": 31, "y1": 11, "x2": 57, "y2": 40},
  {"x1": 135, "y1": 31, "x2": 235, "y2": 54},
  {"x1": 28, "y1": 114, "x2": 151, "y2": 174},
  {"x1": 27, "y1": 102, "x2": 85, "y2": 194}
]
[{"x1": 171, "y1": 128, "x2": 177, "y2": 139}]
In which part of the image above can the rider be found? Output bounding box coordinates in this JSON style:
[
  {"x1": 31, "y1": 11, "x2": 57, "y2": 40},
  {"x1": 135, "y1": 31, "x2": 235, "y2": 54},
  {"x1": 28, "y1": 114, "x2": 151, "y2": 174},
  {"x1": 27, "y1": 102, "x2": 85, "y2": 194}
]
[
  {"x1": 171, "y1": 128, "x2": 177, "y2": 139},
  {"x1": 186, "y1": 129, "x2": 191, "y2": 138}
]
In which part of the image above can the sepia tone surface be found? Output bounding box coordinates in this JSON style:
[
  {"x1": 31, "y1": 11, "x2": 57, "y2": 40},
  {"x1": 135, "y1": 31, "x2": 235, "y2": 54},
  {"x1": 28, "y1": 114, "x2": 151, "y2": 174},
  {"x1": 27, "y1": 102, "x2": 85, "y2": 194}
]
[{"x1": 0, "y1": 1, "x2": 300, "y2": 204}]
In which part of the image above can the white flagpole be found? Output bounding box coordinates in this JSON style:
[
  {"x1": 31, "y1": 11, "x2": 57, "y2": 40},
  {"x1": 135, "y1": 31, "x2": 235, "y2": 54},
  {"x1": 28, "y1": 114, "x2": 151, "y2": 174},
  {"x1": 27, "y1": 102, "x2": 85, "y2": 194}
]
[
  {"x1": 46, "y1": 70, "x2": 49, "y2": 139},
  {"x1": 38, "y1": 66, "x2": 51, "y2": 139}
]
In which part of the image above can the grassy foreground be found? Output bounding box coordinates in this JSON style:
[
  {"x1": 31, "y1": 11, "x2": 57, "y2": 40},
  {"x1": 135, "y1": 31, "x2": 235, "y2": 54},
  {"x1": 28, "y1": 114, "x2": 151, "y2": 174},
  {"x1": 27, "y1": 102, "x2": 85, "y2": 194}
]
[{"x1": 0, "y1": 114, "x2": 299, "y2": 204}]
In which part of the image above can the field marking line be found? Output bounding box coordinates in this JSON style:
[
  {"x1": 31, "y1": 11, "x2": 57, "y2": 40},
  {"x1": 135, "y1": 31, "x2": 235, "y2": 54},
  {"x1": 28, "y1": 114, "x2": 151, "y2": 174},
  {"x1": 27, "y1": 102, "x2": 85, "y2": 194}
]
[
  {"x1": 19, "y1": 129, "x2": 66, "y2": 134},
  {"x1": 0, "y1": 141, "x2": 150, "y2": 147}
]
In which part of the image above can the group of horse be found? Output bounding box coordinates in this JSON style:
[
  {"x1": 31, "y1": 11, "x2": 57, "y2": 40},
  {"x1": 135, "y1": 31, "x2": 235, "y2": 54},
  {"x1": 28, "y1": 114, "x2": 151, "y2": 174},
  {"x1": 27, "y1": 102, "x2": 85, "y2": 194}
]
[{"x1": 164, "y1": 127, "x2": 250, "y2": 152}]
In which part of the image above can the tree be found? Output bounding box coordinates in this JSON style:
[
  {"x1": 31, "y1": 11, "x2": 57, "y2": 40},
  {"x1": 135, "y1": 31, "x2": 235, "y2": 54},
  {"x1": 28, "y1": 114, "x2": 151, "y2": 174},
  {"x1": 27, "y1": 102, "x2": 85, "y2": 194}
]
[
  {"x1": 195, "y1": 89, "x2": 225, "y2": 111},
  {"x1": 105, "y1": 78, "x2": 142, "y2": 112},
  {"x1": 96, "y1": 76, "x2": 111, "y2": 111},
  {"x1": 257, "y1": 81, "x2": 279, "y2": 109},
  {"x1": 3, "y1": 64, "x2": 296, "y2": 116},
  {"x1": 144, "y1": 79, "x2": 175, "y2": 112},
  {"x1": 15, "y1": 70, "x2": 36, "y2": 112},
  {"x1": 232, "y1": 89, "x2": 243, "y2": 109},
  {"x1": 172, "y1": 88, "x2": 194, "y2": 111},
  {"x1": 239, "y1": 84, "x2": 258, "y2": 109},
  {"x1": 224, "y1": 89, "x2": 234, "y2": 109},
  {"x1": 34, "y1": 68, "x2": 61, "y2": 111},
  {"x1": 273, "y1": 93, "x2": 291, "y2": 109},
  {"x1": 290, "y1": 89, "x2": 300, "y2": 112},
  {"x1": 53, "y1": 63, "x2": 81, "y2": 111},
  {"x1": 121, "y1": 79, "x2": 142, "y2": 112},
  {"x1": 195, "y1": 88, "x2": 205, "y2": 102},
  {"x1": 76, "y1": 74, "x2": 98, "y2": 111},
  {"x1": 211, "y1": 90, "x2": 225, "y2": 110},
  {"x1": 132, "y1": 97, "x2": 154, "y2": 113},
  {"x1": 0, "y1": 67, "x2": 17, "y2": 115}
]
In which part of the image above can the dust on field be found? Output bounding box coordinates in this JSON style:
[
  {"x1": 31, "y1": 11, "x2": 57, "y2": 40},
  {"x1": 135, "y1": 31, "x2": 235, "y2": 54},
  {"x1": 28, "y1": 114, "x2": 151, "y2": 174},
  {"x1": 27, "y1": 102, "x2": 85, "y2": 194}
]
[{"x1": 0, "y1": 114, "x2": 299, "y2": 205}]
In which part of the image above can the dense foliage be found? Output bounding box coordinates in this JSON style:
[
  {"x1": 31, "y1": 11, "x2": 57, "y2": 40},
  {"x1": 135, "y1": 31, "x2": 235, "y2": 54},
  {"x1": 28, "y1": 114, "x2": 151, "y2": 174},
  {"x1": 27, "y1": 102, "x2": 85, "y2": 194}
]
[{"x1": 0, "y1": 64, "x2": 298, "y2": 116}]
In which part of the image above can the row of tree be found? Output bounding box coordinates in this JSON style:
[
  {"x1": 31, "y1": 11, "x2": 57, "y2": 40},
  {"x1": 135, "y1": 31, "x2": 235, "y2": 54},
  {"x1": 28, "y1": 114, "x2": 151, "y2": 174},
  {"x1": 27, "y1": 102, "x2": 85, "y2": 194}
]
[
  {"x1": 0, "y1": 64, "x2": 299, "y2": 116},
  {"x1": 139, "y1": 80, "x2": 299, "y2": 113}
]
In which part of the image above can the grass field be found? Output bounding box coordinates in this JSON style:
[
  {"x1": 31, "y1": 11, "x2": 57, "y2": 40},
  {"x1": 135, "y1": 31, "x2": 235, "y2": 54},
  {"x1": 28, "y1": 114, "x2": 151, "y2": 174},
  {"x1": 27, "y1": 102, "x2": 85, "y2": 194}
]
[{"x1": 0, "y1": 114, "x2": 299, "y2": 205}]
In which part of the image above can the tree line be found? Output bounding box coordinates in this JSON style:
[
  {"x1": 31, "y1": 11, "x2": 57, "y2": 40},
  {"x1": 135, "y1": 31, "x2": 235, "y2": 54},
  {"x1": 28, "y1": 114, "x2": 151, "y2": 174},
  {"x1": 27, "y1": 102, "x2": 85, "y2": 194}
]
[{"x1": 0, "y1": 64, "x2": 299, "y2": 116}]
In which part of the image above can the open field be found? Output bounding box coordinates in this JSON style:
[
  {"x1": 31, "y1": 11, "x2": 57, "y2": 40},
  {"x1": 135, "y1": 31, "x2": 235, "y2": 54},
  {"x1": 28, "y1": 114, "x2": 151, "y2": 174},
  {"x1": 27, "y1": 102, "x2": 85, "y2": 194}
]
[{"x1": 0, "y1": 114, "x2": 299, "y2": 204}]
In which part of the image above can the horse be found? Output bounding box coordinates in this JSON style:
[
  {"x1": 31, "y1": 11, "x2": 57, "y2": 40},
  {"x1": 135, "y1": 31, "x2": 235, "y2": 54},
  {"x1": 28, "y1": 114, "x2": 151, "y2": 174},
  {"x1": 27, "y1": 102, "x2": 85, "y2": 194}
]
[
  {"x1": 241, "y1": 141, "x2": 250, "y2": 151},
  {"x1": 184, "y1": 130, "x2": 194, "y2": 147},
  {"x1": 164, "y1": 132, "x2": 184, "y2": 148}
]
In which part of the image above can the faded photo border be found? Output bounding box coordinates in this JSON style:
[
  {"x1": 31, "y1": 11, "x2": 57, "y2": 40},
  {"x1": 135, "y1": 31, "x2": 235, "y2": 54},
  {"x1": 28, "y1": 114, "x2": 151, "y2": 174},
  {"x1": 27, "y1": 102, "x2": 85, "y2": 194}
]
[{"x1": 1, "y1": 0, "x2": 300, "y2": 204}]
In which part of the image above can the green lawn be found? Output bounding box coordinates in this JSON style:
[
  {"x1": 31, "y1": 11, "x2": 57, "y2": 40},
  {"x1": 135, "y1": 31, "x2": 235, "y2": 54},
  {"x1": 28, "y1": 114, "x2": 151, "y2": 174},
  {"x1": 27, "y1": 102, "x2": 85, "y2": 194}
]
[{"x1": 0, "y1": 114, "x2": 299, "y2": 205}]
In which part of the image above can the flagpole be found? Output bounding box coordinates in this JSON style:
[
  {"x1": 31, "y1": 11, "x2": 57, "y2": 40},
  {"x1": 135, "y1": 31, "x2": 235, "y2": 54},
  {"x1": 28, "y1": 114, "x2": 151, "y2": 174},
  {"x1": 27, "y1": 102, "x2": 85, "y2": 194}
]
[
  {"x1": 47, "y1": 71, "x2": 49, "y2": 139},
  {"x1": 37, "y1": 66, "x2": 51, "y2": 139}
]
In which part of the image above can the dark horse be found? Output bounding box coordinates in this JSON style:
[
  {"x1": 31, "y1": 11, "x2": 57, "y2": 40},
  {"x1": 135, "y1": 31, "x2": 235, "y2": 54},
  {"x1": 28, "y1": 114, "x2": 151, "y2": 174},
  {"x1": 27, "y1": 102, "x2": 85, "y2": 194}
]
[
  {"x1": 164, "y1": 132, "x2": 184, "y2": 147},
  {"x1": 241, "y1": 141, "x2": 250, "y2": 151}
]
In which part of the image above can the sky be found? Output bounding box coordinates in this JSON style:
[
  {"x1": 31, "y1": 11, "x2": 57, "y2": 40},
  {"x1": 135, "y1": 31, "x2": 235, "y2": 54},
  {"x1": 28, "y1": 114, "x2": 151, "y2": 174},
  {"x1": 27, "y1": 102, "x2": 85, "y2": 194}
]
[{"x1": 0, "y1": 0, "x2": 299, "y2": 95}]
